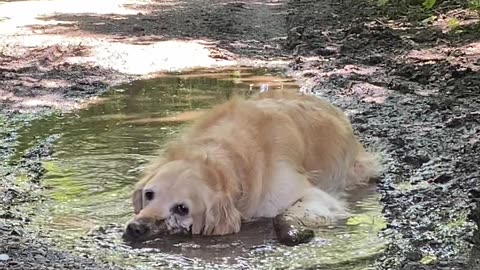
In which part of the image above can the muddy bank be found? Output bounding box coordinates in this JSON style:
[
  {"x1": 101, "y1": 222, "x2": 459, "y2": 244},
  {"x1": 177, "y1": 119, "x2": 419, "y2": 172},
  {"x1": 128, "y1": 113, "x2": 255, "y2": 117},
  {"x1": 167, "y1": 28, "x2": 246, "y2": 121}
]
[
  {"x1": 284, "y1": 0, "x2": 479, "y2": 269},
  {"x1": 0, "y1": 0, "x2": 479, "y2": 269},
  {"x1": 467, "y1": 191, "x2": 480, "y2": 269},
  {"x1": 0, "y1": 112, "x2": 122, "y2": 270}
]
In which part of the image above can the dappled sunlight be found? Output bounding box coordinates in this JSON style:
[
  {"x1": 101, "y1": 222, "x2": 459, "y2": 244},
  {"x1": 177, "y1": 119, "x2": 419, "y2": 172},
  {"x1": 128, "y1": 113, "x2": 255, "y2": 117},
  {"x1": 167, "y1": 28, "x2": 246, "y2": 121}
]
[
  {"x1": 122, "y1": 110, "x2": 205, "y2": 125},
  {"x1": 343, "y1": 82, "x2": 390, "y2": 104},
  {"x1": 1, "y1": 32, "x2": 235, "y2": 75},
  {"x1": 71, "y1": 39, "x2": 236, "y2": 74},
  {"x1": 39, "y1": 79, "x2": 72, "y2": 88},
  {"x1": 0, "y1": 0, "x2": 292, "y2": 112},
  {"x1": 0, "y1": 0, "x2": 297, "y2": 112},
  {"x1": 299, "y1": 63, "x2": 382, "y2": 81},
  {"x1": 394, "y1": 39, "x2": 480, "y2": 97},
  {"x1": 0, "y1": 90, "x2": 78, "y2": 112},
  {"x1": 0, "y1": 0, "x2": 140, "y2": 34},
  {"x1": 2, "y1": 0, "x2": 288, "y2": 59},
  {"x1": 86, "y1": 110, "x2": 205, "y2": 124},
  {"x1": 404, "y1": 41, "x2": 480, "y2": 72},
  {"x1": 431, "y1": 8, "x2": 479, "y2": 33},
  {"x1": 325, "y1": 65, "x2": 380, "y2": 77},
  {"x1": 218, "y1": 75, "x2": 298, "y2": 89},
  {"x1": 406, "y1": 48, "x2": 448, "y2": 62},
  {"x1": 156, "y1": 71, "x2": 256, "y2": 79},
  {"x1": 1, "y1": 33, "x2": 235, "y2": 75}
]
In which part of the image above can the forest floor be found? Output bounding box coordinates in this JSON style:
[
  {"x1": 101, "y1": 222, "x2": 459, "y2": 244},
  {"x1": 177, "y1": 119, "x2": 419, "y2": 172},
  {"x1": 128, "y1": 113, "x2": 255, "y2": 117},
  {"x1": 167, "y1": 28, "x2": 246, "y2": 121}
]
[{"x1": 1, "y1": 0, "x2": 479, "y2": 269}]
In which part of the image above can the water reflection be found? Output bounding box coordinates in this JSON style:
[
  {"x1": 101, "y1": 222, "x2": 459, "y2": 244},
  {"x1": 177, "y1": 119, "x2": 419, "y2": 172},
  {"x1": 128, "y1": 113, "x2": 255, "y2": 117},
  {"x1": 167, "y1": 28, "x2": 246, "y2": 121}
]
[{"x1": 15, "y1": 67, "x2": 385, "y2": 269}]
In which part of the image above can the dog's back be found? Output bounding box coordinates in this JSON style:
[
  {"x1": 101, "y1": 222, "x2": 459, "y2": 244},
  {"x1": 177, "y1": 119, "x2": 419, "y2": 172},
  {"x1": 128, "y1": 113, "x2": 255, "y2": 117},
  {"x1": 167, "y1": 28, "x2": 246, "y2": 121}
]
[
  {"x1": 249, "y1": 91, "x2": 376, "y2": 189},
  {"x1": 252, "y1": 90, "x2": 381, "y2": 185}
]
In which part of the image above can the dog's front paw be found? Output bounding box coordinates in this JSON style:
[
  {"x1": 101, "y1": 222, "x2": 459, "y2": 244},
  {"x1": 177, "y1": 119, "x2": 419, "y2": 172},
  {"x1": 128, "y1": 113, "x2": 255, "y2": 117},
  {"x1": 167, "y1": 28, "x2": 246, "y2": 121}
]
[{"x1": 211, "y1": 223, "x2": 241, "y2": 236}]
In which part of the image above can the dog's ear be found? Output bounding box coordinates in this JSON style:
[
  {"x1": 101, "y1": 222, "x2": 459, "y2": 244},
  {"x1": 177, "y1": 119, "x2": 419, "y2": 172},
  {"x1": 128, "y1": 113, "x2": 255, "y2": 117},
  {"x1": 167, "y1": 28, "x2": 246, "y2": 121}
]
[
  {"x1": 191, "y1": 154, "x2": 241, "y2": 235},
  {"x1": 132, "y1": 158, "x2": 167, "y2": 215},
  {"x1": 202, "y1": 194, "x2": 241, "y2": 235},
  {"x1": 132, "y1": 177, "x2": 149, "y2": 214},
  {"x1": 132, "y1": 188, "x2": 143, "y2": 215}
]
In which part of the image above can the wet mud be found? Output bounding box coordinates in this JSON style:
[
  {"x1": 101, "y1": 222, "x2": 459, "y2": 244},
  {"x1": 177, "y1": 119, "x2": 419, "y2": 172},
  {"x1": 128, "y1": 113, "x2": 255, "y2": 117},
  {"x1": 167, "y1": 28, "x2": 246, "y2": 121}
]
[{"x1": 283, "y1": 0, "x2": 479, "y2": 268}]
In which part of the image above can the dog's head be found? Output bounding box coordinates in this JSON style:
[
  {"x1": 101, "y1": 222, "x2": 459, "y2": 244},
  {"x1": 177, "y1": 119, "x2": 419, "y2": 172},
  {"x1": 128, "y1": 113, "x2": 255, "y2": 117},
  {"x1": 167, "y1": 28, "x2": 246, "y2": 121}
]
[{"x1": 123, "y1": 159, "x2": 241, "y2": 242}]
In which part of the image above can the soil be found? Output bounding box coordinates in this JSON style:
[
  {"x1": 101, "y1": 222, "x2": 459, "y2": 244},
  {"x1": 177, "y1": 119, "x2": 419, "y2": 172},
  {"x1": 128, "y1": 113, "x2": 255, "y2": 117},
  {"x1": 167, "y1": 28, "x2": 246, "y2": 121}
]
[{"x1": 1, "y1": 0, "x2": 479, "y2": 269}]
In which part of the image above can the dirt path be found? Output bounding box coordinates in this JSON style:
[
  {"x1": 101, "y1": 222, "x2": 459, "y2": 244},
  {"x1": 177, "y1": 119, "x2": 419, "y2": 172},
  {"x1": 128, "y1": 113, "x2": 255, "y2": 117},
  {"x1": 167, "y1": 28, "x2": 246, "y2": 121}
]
[
  {"x1": 1, "y1": 0, "x2": 479, "y2": 269},
  {"x1": 0, "y1": 0, "x2": 290, "y2": 112}
]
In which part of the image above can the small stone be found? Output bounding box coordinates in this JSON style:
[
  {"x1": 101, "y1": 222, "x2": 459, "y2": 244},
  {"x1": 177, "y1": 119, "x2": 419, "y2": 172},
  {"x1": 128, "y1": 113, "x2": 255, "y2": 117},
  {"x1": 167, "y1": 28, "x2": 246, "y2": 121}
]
[
  {"x1": 273, "y1": 215, "x2": 314, "y2": 246},
  {"x1": 406, "y1": 250, "x2": 422, "y2": 261},
  {"x1": 0, "y1": 254, "x2": 10, "y2": 261},
  {"x1": 315, "y1": 47, "x2": 336, "y2": 56}
]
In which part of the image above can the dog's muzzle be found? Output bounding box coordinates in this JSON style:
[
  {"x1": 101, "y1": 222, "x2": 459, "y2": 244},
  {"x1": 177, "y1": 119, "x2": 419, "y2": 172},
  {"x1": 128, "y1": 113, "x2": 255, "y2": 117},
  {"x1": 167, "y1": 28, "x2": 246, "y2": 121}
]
[
  {"x1": 125, "y1": 220, "x2": 149, "y2": 239},
  {"x1": 122, "y1": 217, "x2": 191, "y2": 242},
  {"x1": 122, "y1": 217, "x2": 167, "y2": 242}
]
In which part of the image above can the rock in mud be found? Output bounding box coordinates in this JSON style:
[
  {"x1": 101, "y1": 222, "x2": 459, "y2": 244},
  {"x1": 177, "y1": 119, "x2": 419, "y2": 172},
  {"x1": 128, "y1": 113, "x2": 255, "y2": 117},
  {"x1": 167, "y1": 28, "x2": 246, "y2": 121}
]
[
  {"x1": 285, "y1": 26, "x2": 305, "y2": 51},
  {"x1": 273, "y1": 215, "x2": 314, "y2": 246}
]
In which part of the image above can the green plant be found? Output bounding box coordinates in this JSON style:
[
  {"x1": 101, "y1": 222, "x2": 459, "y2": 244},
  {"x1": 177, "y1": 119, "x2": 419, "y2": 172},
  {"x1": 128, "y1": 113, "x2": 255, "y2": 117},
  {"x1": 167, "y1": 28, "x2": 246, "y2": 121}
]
[
  {"x1": 422, "y1": 0, "x2": 436, "y2": 10},
  {"x1": 421, "y1": 15, "x2": 438, "y2": 24},
  {"x1": 447, "y1": 17, "x2": 460, "y2": 30},
  {"x1": 469, "y1": 0, "x2": 480, "y2": 15},
  {"x1": 377, "y1": 0, "x2": 389, "y2": 6}
]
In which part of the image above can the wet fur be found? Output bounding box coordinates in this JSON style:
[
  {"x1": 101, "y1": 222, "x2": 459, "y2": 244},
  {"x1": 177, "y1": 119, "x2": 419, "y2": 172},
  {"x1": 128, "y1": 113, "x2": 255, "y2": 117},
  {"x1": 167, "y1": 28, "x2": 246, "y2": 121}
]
[{"x1": 131, "y1": 90, "x2": 382, "y2": 236}]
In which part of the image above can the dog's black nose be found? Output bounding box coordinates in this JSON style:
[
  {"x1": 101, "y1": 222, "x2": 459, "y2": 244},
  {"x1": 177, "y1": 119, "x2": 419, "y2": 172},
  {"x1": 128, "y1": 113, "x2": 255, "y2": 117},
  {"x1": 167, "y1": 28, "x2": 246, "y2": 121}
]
[{"x1": 125, "y1": 220, "x2": 149, "y2": 238}]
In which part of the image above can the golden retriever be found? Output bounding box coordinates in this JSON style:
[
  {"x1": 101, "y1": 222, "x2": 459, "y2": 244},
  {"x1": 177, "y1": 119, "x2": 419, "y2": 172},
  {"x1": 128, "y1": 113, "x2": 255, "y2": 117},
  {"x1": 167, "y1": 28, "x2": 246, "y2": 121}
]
[{"x1": 123, "y1": 90, "x2": 382, "y2": 241}]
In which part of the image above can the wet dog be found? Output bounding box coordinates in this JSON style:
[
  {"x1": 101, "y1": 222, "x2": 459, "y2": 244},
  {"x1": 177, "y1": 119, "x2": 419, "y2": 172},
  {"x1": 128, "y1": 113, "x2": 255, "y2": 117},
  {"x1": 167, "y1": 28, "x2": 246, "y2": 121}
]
[{"x1": 123, "y1": 90, "x2": 382, "y2": 242}]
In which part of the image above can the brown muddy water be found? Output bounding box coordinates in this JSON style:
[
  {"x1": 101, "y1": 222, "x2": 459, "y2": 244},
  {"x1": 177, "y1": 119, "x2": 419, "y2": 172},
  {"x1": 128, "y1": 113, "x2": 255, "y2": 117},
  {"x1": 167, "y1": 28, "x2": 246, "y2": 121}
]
[{"x1": 13, "y1": 68, "x2": 386, "y2": 269}]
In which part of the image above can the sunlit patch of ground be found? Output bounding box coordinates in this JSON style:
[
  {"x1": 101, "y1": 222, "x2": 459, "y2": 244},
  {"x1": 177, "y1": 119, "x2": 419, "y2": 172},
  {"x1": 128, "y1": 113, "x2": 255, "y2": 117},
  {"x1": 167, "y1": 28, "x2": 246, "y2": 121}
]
[
  {"x1": 397, "y1": 8, "x2": 480, "y2": 73},
  {"x1": 0, "y1": 0, "x2": 253, "y2": 113},
  {"x1": 0, "y1": 0, "x2": 150, "y2": 33},
  {"x1": 0, "y1": 0, "x2": 236, "y2": 75},
  {"x1": 432, "y1": 8, "x2": 479, "y2": 33},
  {"x1": 0, "y1": 0, "x2": 140, "y2": 35},
  {"x1": 405, "y1": 41, "x2": 480, "y2": 71},
  {"x1": 0, "y1": 89, "x2": 78, "y2": 111},
  {"x1": 0, "y1": 0, "x2": 293, "y2": 112}
]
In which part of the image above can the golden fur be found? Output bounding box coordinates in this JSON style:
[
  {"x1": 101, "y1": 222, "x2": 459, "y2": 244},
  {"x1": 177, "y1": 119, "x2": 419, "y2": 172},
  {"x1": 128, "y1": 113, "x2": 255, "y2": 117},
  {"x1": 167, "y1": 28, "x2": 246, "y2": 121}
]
[{"x1": 125, "y1": 90, "x2": 382, "y2": 238}]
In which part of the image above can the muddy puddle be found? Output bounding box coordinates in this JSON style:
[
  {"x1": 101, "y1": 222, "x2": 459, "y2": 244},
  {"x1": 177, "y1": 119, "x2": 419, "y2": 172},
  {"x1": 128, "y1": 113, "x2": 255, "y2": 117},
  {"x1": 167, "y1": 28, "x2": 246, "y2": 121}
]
[{"x1": 13, "y1": 68, "x2": 386, "y2": 269}]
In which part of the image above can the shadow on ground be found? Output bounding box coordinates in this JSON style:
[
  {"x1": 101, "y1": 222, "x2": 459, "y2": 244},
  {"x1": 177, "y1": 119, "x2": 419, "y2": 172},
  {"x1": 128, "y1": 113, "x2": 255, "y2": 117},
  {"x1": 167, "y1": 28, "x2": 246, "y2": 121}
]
[
  {"x1": 0, "y1": 45, "x2": 129, "y2": 112},
  {"x1": 31, "y1": 0, "x2": 289, "y2": 58}
]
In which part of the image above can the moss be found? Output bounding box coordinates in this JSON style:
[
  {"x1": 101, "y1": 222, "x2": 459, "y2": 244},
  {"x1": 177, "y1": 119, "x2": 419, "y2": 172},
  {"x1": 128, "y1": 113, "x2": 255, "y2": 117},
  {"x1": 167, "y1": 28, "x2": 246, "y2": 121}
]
[{"x1": 420, "y1": 254, "x2": 437, "y2": 265}]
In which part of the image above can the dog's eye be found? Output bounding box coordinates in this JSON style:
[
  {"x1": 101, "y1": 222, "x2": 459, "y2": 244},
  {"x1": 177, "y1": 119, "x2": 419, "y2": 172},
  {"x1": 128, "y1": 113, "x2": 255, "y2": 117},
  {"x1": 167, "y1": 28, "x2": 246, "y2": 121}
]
[
  {"x1": 144, "y1": 190, "x2": 154, "y2": 201},
  {"x1": 172, "y1": 204, "x2": 189, "y2": 216}
]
